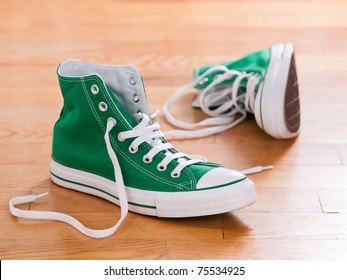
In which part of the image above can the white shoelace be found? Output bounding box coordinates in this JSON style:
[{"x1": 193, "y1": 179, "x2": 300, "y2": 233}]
[
  {"x1": 9, "y1": 114, "x2": 202, "y2": 238},
  {"x1": 163, "y1": 65, "x2": 262, "y2": 139},
  {"x1": 120, "y1": 114, "x2": 202, "y2": 177}
]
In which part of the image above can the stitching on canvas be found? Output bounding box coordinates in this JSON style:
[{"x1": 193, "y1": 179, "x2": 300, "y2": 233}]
[{"x1": 60, "y1": 76, "x2": 193, "y2": 190}]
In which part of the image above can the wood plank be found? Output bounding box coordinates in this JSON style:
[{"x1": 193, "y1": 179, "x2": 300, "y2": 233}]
[
  {"x1": 0, "y1": 165, "x2": 50, "y2": 189},
  {"x1": 318, "y1": 189, "x2": 347, "y2": 213},
  {"x1": 237, "y1": 187, "x2": 322, "y2": 213},
  {"x1": 222, "y1": 212, "x2": 347, "y2": 239},
  {"x1": 0, "y1": 41, "x2": 105, "y2": 65},
  {"x1": 0, "y1": 66, "x2": 60, "y2": 89},
  {"x1": 0, "y1": 238, "x2": 167, "y2": 260},
  {"x1": 0, "y1": 123, "x2": 54, "y2": 144},
  {"x1": 247, "y1": 165, "x2": 347, "y2": 189},
  {"x1": 0, "y1": 105, "x2": 60, "y2": 121},
  {"x1": 0, "y1": 143, "x2": 51, "y2": 165},
  {"x1": 0, "y1": 89, "x2": 63, "y2": 106},
  {"x1": 5, "y1": 211, "x2": 223, "y2": 241},
  {"x1": 166, "y1": 238, "x2": 347, "y2": 260}
]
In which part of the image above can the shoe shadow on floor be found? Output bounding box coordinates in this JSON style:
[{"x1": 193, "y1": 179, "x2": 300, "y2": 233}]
[
  {"x1": 213, "y1": 116, "x2": 299, "y2": 168},
  {"x1": 15, "y1": 180, "x2": 255, "y2": 259},
  {"x1": 160, "y1": 213, "x2": 252, "y2": 259}
]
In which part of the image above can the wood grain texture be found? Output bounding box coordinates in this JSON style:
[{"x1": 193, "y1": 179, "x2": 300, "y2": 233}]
[
  {"x1": 166, "y1": 239, "x2": 347, "y2": 260},
  {"x1": 1, "y1": 0, "x2": 347, "y2": 260}
]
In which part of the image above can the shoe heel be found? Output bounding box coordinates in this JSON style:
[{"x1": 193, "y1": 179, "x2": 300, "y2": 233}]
[{"x1": 259, "y1": 43, "x2": 300, "y2": 139}]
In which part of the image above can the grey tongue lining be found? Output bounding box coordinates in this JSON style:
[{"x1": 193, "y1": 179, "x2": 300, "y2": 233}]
[{"x1": 58, "y1": 60, "x2": 151, "y2": 118}]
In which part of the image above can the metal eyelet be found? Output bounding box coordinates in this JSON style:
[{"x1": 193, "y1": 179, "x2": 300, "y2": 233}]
[
  {"x1": 91, "y1": 84, "x2": 99, "y2": 95},
  {"x1": 98, "y1": 102, "x2": 108, "y2": 112},
  {"x1": 129, "y1": 75, "x2": 137, "y2": 85},
  {"x1": 198, "y1": 77, "x2": 209, "y2": 85},
  {"x1": 129, "y1": 146, "x2": 138, "y2": 154},
  {"x1": 133, "y1": 93, "x2": 140, "y2": 103},
  {"x1": 170, "y1": 171, "x2": 180, "y2": 178},
  {"x1": 157, "y1": 164, "x2": 167, "y2": 172},
  {"x1": 118, "y1": 134, "x2": 125, "y2": 142},
  {"x1": 143, "y1": 155, "x2": 152, "y2": 163}
]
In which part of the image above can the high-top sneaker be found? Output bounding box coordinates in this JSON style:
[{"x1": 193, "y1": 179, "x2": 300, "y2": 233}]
[
  {"x1": 10, "y1": 60, "x2": 256, "y2": 238},
  {"x1": 164, "y1": 43, "x2": 300, "y2": 139}
]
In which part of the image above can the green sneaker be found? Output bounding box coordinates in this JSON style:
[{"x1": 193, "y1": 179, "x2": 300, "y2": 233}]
[
  {"x1": 164, "y1": 43, "x2": 300, "y2": 139},
  {"x1": 10, "y1": 60, "x2": 256, "y2": 238}
]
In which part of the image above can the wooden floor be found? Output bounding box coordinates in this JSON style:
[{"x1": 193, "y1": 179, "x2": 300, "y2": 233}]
[{"x1": 1, "y1": 0, "x2": 347, "y2": 260}]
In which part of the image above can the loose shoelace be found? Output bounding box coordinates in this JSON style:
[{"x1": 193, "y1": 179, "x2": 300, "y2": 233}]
[
  {"x1": 9, "y1": 114, "x2": 202, "y2": 238},
  {"x1": 163, "y1": 65, "x2": 262, "y2": 139}
]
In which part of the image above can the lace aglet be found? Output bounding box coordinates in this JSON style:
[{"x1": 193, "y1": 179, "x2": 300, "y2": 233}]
[
  {"x1": 35, "y1": 192, "x2": 49, "y2": 199},
  {"x1": 151, "y1": 109, "x2": 160, "y2": 119},
  {"x1": 25, "y1": 192, "x2": 49, "y2": 202},
  {"x1": 9, "y1": 192, "x2": 49, "y2": 212},
  {"x1": 241, "y1": 165, "x2": 273, "y2": 175},
  {"x1": 28, "y1": 192, "x2": 49, "y2": 202},
  {"x1": 261, "y1": 165, "x2": 273, "y2": 171}
]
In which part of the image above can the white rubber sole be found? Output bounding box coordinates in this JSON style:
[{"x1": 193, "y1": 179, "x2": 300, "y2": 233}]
[
  {"x1": 254, "y1": 43, "x2": 300, "y2": 139},
  {"x1": 50, "y1": 159, "x2": 256, "y2": 218}
]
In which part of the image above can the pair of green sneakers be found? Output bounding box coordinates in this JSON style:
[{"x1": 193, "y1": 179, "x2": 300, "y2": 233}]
[{"x1": 10, "y1": 43, "x2": 299, "y2": 238}]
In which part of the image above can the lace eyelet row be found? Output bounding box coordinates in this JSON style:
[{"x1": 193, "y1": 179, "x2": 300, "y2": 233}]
[
  {"x1": 136, "y1": 151, "x2": 181, "y2": 178},
  {"x1": 90, "y1": 84, "x2": 109, "y2": 113},
  {"x1": 101, "y1": 107, "x2": 182, "y2": 179}
]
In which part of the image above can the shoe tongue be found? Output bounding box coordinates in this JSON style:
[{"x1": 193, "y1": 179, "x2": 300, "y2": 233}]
[
  {"x1": 114, "y1": 65, "x2": 152, "y2": 118},
  {"x1": 97, "y1": 64, "x2": 151, "y2": 120}
]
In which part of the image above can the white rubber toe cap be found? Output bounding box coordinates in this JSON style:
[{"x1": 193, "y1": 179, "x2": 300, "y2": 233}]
[{"x1": 196, "y1": 168, "x2": 246, "y2": 189}]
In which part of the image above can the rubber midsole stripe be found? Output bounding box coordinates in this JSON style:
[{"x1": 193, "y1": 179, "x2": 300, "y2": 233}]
[{"x1": 50, "y1": 172, "x2": 157, "y2": 209}]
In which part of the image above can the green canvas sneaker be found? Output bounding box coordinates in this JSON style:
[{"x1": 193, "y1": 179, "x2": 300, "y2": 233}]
[
  {"x1": 164, "y1": 43, "x2": 300, "y2": 139},
  {"x1": 10, "y1": 60, "x2": 256, "y2": 238}
]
